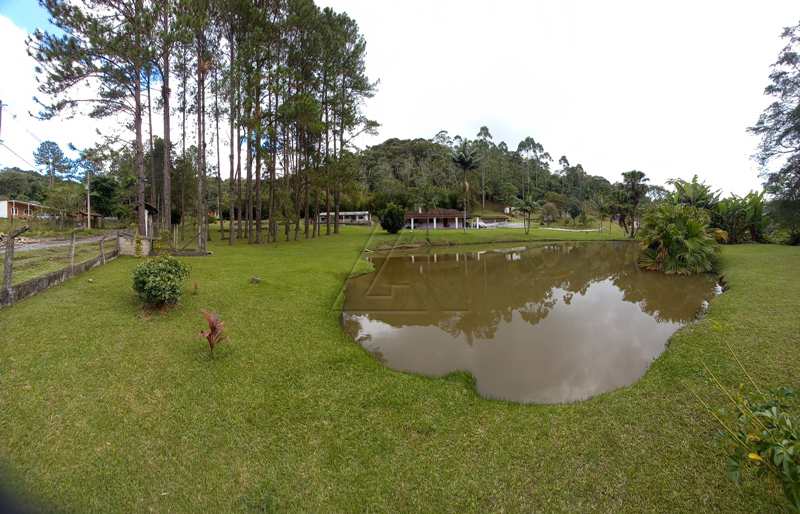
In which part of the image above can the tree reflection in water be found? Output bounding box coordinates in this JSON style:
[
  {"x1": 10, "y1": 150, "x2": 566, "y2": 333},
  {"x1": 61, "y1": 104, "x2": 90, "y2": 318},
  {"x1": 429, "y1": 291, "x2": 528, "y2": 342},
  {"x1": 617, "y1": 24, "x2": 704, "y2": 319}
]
[{"x1": 343, "y1": 242, "x2": 717, "y2": 404}]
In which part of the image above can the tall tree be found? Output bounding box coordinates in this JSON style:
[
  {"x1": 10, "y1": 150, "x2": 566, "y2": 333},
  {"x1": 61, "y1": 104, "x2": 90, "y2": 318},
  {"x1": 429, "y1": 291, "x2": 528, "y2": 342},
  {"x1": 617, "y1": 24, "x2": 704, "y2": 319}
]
[
  {"x1": 451, "y1": 139, "x2": 481, "y2": 232},
  {"x1": 750, "y1": 20, "x2": 800, "y2": 242},
  {"x1": 476, "y1": 125, "x2": 493, "y2": 209},
  {"x1": 620, "y1": 170, "x2": 649, "y2": 238},
  {"x1": 32, "y1": 140, "x2": 70, "y2": 187},
  {"x1": 30, "y1": 0, "x2": 154, "y2": 235},
  {"x1": 152, "y1": 0, "x2": 181, "y2": 232}
]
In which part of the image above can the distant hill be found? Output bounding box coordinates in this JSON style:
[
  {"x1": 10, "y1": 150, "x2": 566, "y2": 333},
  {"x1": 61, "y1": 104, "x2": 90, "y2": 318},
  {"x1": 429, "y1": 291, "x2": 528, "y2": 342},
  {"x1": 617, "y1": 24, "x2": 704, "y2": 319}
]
[{"x1": 0, "y1": 167, "x2": 50, "y2": 202}]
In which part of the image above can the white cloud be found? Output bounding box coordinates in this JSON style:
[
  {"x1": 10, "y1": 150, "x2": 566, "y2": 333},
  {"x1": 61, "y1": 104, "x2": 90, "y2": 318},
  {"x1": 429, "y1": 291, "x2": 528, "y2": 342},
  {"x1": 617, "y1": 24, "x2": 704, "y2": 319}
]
[
  {"x1": 0, "y1": 15, "x2": 122, "y2": 170},
  {"x1": 4, "y1": 2, "x2": 799, "y2": 195},
  {"x1": 317, "y1": 0, "x2": 799, "y2": 195}
]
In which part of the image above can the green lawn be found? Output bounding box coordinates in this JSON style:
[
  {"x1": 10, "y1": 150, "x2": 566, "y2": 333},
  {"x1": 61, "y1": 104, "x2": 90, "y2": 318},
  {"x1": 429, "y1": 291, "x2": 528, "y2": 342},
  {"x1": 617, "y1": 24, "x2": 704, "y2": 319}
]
[
  {"x1": 365, "y1": 222, "x2": 627, "y2": 250},
  {"x1": 0, "y1": 226, "x2": 797, "y2": 512}
]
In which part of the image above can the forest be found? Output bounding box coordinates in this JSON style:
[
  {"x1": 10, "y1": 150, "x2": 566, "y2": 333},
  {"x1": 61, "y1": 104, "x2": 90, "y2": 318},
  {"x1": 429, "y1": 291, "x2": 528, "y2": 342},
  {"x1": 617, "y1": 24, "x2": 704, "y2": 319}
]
[
  {"x1": 0, "y1": 0, "x2": 795, "y2": 259},
  {"x1": 2, "y1": 2, "x2": 800, "y2": 513}
]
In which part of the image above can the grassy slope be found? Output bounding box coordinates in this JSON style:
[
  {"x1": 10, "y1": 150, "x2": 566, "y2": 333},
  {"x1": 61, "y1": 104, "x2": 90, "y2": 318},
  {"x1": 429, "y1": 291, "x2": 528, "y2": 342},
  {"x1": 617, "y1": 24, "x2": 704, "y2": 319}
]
[
  {"x1": 366, "y1": 223, "x2": 627, "y2": 250},
  {"x1": 0, "y1": 227, "x2": 797, "y2": 513}
]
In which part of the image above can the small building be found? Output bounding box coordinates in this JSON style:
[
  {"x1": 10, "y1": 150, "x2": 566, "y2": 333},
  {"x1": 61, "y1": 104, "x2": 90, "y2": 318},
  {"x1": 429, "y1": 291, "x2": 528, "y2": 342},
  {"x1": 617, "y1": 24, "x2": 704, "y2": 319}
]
[
  {"x1": 318, "y1": 211, "x2": 371, "y2": 225},
  {"x1": 74, "y1": 211, "x2": 104, "y2": 228},
  {"x1": 406, "y1": 208, "x2": 464, "y2": 230},
  {"x1": 0, "y1": 199, "x2": 50, "y2": 220}
]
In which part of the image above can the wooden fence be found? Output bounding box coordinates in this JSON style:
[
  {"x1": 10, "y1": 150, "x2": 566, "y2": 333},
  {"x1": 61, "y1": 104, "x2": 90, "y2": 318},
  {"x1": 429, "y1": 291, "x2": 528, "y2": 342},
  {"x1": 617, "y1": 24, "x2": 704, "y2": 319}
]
[{"x1": 0, "y1": 228, "x2": 119, "y2": 308}]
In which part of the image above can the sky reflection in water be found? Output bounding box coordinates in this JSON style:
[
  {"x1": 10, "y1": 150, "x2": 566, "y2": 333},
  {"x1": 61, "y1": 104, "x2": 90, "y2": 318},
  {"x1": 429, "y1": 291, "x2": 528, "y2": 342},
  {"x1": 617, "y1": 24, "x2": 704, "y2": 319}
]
[{"x1": 342, "y1": 242, "x2": 717, "y2": 404}]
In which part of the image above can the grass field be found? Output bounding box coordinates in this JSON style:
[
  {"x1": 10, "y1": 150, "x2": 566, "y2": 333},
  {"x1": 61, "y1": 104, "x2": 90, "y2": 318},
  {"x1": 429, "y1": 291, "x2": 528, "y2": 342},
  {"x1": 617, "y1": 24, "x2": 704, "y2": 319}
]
[
  {"x1": 0, "y1": 226, "x2": 797, "y2": 512},
  {"x1": 365, "y1": 222, "x2": 628, "y2": 250}
]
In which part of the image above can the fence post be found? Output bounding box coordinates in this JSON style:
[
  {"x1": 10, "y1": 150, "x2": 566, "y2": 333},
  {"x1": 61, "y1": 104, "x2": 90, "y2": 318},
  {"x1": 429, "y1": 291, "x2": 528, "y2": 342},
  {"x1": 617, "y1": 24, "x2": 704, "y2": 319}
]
[
  {"x1": 69, "y1": 231, "x2": 76, "y2": 274},
  {"x1": 99, "y1": 236, "x2": 106, "y2": 265},
  {"x1": 2, "y1": 226, "x2": 30, "y2": 306}
]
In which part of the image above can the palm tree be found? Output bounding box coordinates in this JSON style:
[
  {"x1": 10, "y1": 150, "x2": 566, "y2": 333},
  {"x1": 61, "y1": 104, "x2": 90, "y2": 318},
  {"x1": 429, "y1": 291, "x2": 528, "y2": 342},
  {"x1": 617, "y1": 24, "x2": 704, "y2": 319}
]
[
  {"x1": 667, "y1": 175, "x2": 720, "y2": 210},
  {"x1": 638, "y1": 203, "x2": 718, "y2": 274},
  {"x1": 592, "y1": 195, "x2": 610, "y2": 231},
  {"x1": 515, "y1": 196, "x2": 538, "y2": 235},
  {"x1": 451, "y1": 139, "x2": 481, "y2": 232}
]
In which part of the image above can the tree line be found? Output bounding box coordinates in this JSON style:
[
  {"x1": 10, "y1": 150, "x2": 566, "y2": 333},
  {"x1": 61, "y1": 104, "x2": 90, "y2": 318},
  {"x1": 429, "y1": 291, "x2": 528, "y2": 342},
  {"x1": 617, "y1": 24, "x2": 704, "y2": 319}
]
[
  {"x1": 16, "y1": 3, "x2": 799, "y2": 247},
  {"x1": 27, "y1": 0, "x2": 375, "y2": 249}
]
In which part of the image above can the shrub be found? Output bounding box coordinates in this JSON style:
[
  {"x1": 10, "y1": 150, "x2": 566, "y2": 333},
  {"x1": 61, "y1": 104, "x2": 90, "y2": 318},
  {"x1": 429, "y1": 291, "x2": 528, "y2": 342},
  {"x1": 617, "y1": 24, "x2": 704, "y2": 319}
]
[
  {"x1": 711, "y1": 384, "x2": 800, "y2": 511},
  {"x1": 379, "y1": 203, "x2": 405, "y2": 234},
  {"x1": 541, "y1": 202, "x2": 559, "y2": 225},
  {"x1": 711, "y1": 192, "x2": 767, "y2": 243},
  {"x1": 712, "y1": 228, "x2": 729, "y2": 244},
  {"x1": 638, "y1": 203, "x2": 718, "y2": 274},
  {"x1": 132, "y1": 255, "x2": 190, "y2": 306}
]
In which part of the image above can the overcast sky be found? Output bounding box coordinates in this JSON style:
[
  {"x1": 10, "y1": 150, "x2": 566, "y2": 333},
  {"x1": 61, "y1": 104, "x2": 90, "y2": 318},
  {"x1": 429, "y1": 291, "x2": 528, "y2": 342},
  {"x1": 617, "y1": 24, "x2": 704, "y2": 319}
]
[{"x1": 1, "y1": 1, "x2": 798, "y2": 195}]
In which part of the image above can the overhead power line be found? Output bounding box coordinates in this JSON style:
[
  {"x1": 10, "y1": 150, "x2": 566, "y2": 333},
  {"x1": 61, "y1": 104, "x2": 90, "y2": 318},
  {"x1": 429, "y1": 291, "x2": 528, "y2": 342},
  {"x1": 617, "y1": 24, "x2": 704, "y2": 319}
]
[{"x1": 0, "y1": 141, "x2": 37, "y2": 170}]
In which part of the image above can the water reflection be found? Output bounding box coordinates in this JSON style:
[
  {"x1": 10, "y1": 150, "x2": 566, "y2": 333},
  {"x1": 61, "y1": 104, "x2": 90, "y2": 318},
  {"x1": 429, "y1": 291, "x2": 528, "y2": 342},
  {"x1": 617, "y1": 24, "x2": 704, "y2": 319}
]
[{"x1": 342, "y1": 242, "x2": 717, "y2": 404}]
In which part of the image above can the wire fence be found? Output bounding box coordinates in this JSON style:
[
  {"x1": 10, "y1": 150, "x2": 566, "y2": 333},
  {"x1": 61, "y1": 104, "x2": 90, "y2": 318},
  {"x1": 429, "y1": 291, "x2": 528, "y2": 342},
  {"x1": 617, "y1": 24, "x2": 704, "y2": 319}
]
[{"x1": 1, "y1": 230, "x2": 118, "y2": 307}]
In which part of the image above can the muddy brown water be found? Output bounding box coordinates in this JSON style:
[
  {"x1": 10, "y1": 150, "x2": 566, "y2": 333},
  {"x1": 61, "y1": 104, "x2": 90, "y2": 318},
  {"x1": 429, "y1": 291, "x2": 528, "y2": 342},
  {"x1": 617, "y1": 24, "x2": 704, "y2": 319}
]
[{"x1": 342, "y1": 241, "x2": 718, "y2": 404}]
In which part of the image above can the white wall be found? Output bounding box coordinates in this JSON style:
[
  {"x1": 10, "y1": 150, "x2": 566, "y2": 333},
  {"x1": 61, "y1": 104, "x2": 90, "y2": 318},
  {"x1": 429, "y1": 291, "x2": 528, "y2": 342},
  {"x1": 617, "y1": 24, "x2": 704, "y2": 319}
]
[{"x1": 0, "y1": 201, "x2": 7, "y2": 219}]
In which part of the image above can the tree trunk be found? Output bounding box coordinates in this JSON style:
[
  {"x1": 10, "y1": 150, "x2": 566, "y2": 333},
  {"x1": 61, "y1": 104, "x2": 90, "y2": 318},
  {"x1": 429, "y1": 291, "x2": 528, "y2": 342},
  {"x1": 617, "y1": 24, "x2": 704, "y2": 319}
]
[
  {"x1": 214, "y1": 67, "x2": 223, "y2": 241},
  {"x1": 134, "y1": 68, "x2": 147, "y2": 236},
  {"x1": 228, "y1": 33, "x2": 236, "y2": 245},
  {"x1": 254, "y1": 83, "x2": 262, "y2": 244},
  {"x1": 268, "y1": 89, "x2": 277, "y2": 243},
  {"x1": 147, "y1": 71, "x2": 156, "y2": 211},
  {"x1": 180, "y1": 46, "x2": 187, "y2": 237},
  {"x1": 245, "y1": 125, "x2": 253, "y2": 243},
  {"x1": 196, "y1": 33, "x2": 207, "y2": 252},
  {"x1": 481, "y1": 169, "x2": 485, "y2": 210},
  {"x1": 161, "y1": 37, "x2": 172, "y2": 233},
  {"x1": 236, "y1": 122, "x2": 243, "y2": 240}
]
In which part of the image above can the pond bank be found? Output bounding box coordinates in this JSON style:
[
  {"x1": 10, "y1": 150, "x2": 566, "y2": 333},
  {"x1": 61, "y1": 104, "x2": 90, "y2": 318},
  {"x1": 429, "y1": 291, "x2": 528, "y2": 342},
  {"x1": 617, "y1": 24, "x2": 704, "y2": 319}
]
[{"x1": 0, "y1": 228, "x2": 796, "y2": 512}]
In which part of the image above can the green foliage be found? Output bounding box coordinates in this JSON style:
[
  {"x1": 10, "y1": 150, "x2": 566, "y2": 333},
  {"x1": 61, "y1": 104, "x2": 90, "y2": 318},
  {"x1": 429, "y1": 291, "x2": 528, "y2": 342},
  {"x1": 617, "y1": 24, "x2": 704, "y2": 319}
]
[
  {"x1": 718, "y1": 387, "x2": 800, "y2": 512},
  {"x1": 0, "y1": 168, "x2": 48, "y2": 202},
  {"x1": 768, "y1": 199, "x2": 800, "y2": 245},
  {"x1": 89, "y1": 174, "x2": 121, "y2": 217},
  {"x1": 566, "y1": 200, "x2": 582, "y2": 221},
  {"x1": 712, "y1": 192, "x2": 767, "y2": 244},
  {"x1": 638, "y1": 203, "x2": 718, "y2": 274},
  {"x1": 45, "y1": 182, "x2": 85, "y2": 218},
  {"x1": 750, "y1": 21, "x2": 800, "y2": 209},
  {"x1": 668, "y1": 175, "x2": 720, "y2": 210},
  {"x1": 33, "y1": 141, "x2": 72, "y2": 185},
  {"x1": 514, "y1": 196, "x2": 537, "y2": 234},
  {"x1": 132, "y1": 256, "x2": 190, "y2": 307},
  {"x1": 379, "y1": 203, "x2": 405, "y2": 234}
]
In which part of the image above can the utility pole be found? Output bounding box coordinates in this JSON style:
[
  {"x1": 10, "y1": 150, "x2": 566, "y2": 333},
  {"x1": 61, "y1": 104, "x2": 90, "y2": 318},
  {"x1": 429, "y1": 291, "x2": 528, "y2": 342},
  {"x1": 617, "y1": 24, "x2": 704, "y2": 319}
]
[{"x1": 86, "y1": 165, "x2": 91, "y2": 230}]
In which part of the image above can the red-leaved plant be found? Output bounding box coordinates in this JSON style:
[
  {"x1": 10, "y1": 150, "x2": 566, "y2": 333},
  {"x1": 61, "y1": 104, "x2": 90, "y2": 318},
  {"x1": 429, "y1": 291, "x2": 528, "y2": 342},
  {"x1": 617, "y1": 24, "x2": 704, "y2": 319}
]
[{"x1": 199, "y1": 309, "x2": 227, "y2": 356}]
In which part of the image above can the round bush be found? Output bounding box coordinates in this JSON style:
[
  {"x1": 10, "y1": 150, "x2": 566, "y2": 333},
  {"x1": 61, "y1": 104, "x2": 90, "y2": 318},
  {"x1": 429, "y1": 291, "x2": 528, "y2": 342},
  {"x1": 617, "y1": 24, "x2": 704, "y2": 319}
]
[
  {"x1": 132, "y1": 255, "x2": 190, "y2": 306},
  {"x1": 379, "y1": 203, "x2": 405, "y2": 234}
]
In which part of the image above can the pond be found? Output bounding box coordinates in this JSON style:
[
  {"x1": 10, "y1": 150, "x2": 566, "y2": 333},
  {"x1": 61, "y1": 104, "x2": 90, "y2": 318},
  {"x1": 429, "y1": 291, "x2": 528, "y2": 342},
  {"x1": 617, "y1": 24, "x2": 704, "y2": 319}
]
[{"x1": 342, "y1": 241, "x2": 719, "y2": 404}]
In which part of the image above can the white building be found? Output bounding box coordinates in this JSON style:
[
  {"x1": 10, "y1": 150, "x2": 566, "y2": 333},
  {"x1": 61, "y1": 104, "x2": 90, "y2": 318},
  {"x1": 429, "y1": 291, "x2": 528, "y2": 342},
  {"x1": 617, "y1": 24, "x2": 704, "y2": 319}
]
[
  {"x1": 0, "y1": 199, "x2": 49, "y2": 220},
  {"x1": 318, "y1": 211, "x2": 371, "y2": 225}
]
